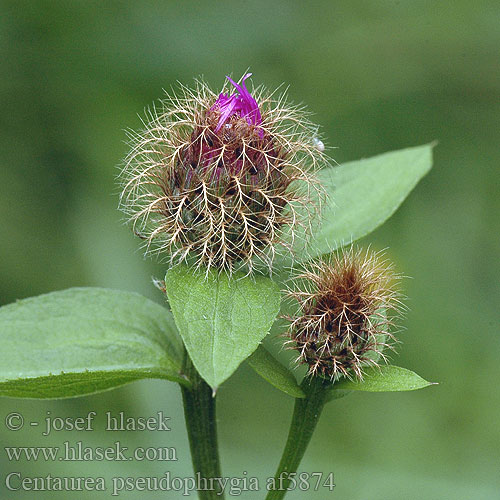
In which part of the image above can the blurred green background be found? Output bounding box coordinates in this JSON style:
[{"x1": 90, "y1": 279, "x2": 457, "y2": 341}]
[{"x1": 1, "y1": 1, "x2": 499, "y2": 498}]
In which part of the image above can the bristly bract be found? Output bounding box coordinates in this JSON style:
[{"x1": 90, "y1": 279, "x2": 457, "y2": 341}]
[
  {"x1": 120, "y1": 73, "x2": 327, "y2": 274},
  {"x1": 285, "y1": 247, "x2": 403, "y2": 380}
]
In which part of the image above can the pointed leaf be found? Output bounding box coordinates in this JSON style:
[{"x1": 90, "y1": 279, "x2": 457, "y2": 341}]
[
  {"x1": 278, "y1": 144, "x2": 433, "y2": 267},
  {"x1": 165, "y1": 265, "x2": 281, "y2": 389},
  {"x1": 247, "y1": 345, "x2": 305, "y2": 398},
  {"x1": 0, "y1": 288, "x2": 187, "y2": 399},
  {"x1": 332, "y1": 365, "x2": 435, "y2": 393}
]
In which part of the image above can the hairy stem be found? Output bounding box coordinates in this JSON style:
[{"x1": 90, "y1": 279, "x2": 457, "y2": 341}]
[
  {"x1": 265, "y1": 376, "x2": 330, "y2": 500},
  {"x1": 181, "y1": 352, "x2": 224, "y2": 499}
]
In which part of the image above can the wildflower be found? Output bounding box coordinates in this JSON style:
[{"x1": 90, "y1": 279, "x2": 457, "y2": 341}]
[
  {"x1": 212, "y1": 74, "x2": 262, "y2": 135},
  {"x1": 120, "y1": 73, "x2": 325, "y2": 273},
  {"x1": 286, "y1": 248, "x2": 402, "y2": 380}
]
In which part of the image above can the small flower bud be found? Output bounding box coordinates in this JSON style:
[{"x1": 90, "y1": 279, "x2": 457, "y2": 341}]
[
  {"x1": 120, "y1": 73, "x2": 326, "y2": 273},
  {"x1": 285, "y1": 247, "x2": 402, "y2": 380}
]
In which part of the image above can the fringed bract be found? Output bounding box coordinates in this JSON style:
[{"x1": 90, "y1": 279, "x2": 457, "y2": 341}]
[
  {"x1": 120, "y1": 73, "x2": 326, "y2": 273},
  {"x1": 286, "y1": 248, "x2": 403, "y2": 380}
]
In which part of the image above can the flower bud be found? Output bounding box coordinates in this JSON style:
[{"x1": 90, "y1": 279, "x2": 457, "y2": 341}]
[
  {"x1": 120, "y1": 73, "x2": 326, "y2": 273},
  {"x1": 286, "y1": 247, "x2": 402, "y2": 380}
]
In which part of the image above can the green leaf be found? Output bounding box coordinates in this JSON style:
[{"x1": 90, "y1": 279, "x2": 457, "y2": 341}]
[
  {"x1": 247, "y1": 345, "x2": 305, "y2": 398},
  {"x1": 279, "y1": 144, "x2": 433, "y2": 266},
  {"x1": 0, "y1": 288, "x2": 187, "y2": 399},
  {"x1": 165, "y1": 265, "x2": 281, "y2": 389},
  {"x1": 332, "y1": 365, "x2": 436, "y2": 393}
]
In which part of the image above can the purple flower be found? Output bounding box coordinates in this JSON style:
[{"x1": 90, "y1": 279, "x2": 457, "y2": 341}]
[
  {"x1": 121, "y1": 73, "x2": 325, "y2": 273},
  {"x1": 212, "y1": 73, "x2": 263, "y2": 137}
]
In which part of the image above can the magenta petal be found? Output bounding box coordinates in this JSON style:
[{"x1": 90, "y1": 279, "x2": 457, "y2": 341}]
[
  {"x1": 212, "y1": 73, "x2": 263, "y2": 136},
  {"x1": 215, "y1": 99, "x2": 238, "y2": 132}
]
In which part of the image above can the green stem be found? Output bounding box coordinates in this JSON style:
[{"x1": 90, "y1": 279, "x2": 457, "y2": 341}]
[
  {"x1": 181, "y1": 352, "x2": 224, "y2": 500},
  {"x1": 265, "y1": 376, "x2": 330, "y2": 500}
]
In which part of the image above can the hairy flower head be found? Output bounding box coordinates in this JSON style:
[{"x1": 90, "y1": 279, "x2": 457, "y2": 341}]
[
  {"x1": 286, "y1": 247, "x2": 403, "y2": 380},
  {"x1": 120, "y1": 73, "x2": 326, "y2": 273}
]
